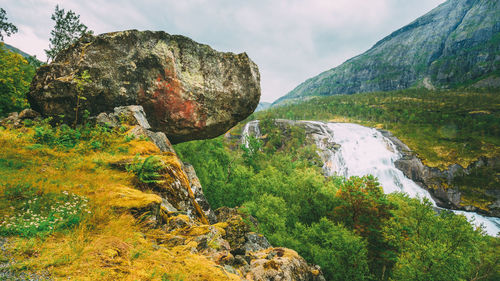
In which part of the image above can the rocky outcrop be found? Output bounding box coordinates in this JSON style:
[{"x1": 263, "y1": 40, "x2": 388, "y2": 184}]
[
  {"x1": 28, "y1": 29, "x2": 260, "y2": 143},
  {"x1": 102, "y1": 107, "x2": 325, "y2": 280},
  {"x1": 245, "y1": 248, "x2": 325, "y2": 281},
  {"x1": 380, "y1": 130, "x2": 500, "y2": 217},
  {"x1": 275, "y1": 0, "x2": 500, "y2": 105},
  {"x1": 0, "y1": 109, "x2": 40, "y2": 128}
]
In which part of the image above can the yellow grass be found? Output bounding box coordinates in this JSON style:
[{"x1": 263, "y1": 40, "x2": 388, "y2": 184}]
[{"x1": 0, "y1": 127, "x2": 239, "y2": 280}]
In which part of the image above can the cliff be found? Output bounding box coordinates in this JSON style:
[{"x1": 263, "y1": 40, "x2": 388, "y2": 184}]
[{"x1": 275, "y1": 0, "x2": 500, "y2": 105}]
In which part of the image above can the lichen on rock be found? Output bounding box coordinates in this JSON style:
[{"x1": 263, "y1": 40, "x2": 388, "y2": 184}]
[{"x1": 28, "y1": 29, "x2": 261, "y2": 143}]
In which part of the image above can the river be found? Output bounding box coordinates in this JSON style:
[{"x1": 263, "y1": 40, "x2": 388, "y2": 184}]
[{"x1": 242, "y1": 120, "x2": 500, "y2": 236}]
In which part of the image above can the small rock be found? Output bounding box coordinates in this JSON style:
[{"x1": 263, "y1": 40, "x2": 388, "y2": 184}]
[{"x1": 18, "y1": 109, "x2": 40, "y2": 120}]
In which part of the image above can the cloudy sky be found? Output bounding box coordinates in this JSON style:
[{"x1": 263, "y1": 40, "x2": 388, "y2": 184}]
[{"x1": 3, "y1": 0, "x2": 446, "y2": 102}]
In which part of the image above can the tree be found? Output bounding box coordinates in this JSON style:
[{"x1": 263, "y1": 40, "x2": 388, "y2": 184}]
[
  {"x1": 0, "y1": 46, "x2": 34, "y2": 116},
  {"x1": 45, "y1": 5, "x2": 92, "y2": 62},
  {"x1": 0, "y1": 8, "x2": 18, "y2": 40},
  {"x1": 330, "y1": 175, "x2": 396, "y2": 279},
  {"x1": 384, "y1": 194, "x2": 484, "y2": 281},
  {"x1": 290, "y1": 218, "x2": 371, "y2": 281}
]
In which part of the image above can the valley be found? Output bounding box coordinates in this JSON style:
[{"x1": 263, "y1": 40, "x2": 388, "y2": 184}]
[{"x1": 1, "y1": 0, "x2": 499, "y2": 280}]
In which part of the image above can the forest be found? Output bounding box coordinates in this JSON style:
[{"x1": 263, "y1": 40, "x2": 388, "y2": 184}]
[
  {"x1": 175, "y1": 114, "x2": 500, "y2": 281},
  {"x1": 263, "y1": 89, "x2": 500, "y2": 169}
]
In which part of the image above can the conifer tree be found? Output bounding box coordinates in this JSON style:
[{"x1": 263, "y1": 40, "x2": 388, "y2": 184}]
[{"x1": 45, "y1": 5, "x2": 92, "y2": 62}]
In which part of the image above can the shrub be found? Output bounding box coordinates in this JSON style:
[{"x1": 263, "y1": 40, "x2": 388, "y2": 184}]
[
  {"x1": 32, "y1": 118, "x2": 114, "y2": 151},
  {"x1": 127, "y1": 156, "x2": 166, "y2": 184}
]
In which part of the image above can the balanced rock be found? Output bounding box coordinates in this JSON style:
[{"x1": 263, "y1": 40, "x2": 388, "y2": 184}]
[{"x1": 28, "y1": 30, "x2": 260, "y2": 143}]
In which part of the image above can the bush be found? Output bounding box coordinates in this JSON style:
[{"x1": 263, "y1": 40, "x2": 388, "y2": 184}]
[
  {"x1": 127, "y1": 156, "x2": 166, "y2": 184},
  {"x1": 32, "y1": 119, "x2": 113, "y2": 151}
]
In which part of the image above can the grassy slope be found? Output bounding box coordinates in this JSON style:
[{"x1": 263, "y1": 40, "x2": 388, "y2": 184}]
[
  {"x1": 0, "y1": 126, "x2": 238, "y2": 281},
  {"x1": 263, "y1": 89, "x2": 500, "y2": 169},
  {"x1": 259, "y1": 89, "x2": 500, "y2": 211}
]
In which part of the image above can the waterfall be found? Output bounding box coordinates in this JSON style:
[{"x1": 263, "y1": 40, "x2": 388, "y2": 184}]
[
  {"x1": 241, "y1": 120, "x2": 261, "y2": 148},
  {"x1": 325, "y1": 123, "x2": 436, "y2": 201},
  {"x1": 240, "y1": 120, "x2": 500, "y2": 236},
  {"x1": 322, "y1": 122, "x2": 500, "y2": 236}
]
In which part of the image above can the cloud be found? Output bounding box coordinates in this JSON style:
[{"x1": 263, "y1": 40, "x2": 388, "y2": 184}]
[{"x1": 2, "y1": 0, "x2": 446, "y2": 102}]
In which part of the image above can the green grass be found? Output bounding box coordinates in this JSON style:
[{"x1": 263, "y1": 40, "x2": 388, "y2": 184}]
[
  {"x1": 262, "y1": 88, "x2": 500, "y2": 169},
  {"x1": 0, "y1": 183, "x2": 91, "y2": 238}
]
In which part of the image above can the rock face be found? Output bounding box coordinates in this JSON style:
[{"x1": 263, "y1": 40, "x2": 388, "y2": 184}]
[
  {"x1": 100, "y1": 107, "x2": 325, "y2": 280},
  {"x1": 28, "y1": 30, "x2": 260, "y2": 143},
  {"x1": 241, "y1": 119, "x2": 500, "y2": 217},
  {"x1": 380, "y1": 130, "x2": 500, "y2": 217},
  {"x1": 275, "y1": 0, "x2": 500, "y2": 105}
]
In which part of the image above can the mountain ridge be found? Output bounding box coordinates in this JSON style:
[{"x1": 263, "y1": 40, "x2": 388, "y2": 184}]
[{"x1": 274, "y1": 0, "x2": 500, "y2": 105}]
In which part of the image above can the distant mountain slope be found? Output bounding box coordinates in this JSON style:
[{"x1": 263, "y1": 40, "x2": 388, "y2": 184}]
[
  {"x1": 274, "y1": 0, "x2": 500, "y2": 105},
  {"x1": 2, "y1": 43, "x2": 32, "y2": 58},
  {"x1": 255, "y1": 102, "x2": 272, "y2": 112}
]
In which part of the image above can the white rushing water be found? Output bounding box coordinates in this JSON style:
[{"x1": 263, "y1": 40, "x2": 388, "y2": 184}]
[
  {"x1": 241, "y1": 120, "x2": 261, "y2": 148},
  {"x1": 240, "y1": 120, "x2": 500, "y2": 236},
  {"x1": 322, "y1": 122, "x2": 500, "y2": 236}
]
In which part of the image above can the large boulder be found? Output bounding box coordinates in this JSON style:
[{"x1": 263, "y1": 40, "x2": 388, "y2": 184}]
[{"x1": 28, "y1": 30, "x2": 260, "y2": 143}]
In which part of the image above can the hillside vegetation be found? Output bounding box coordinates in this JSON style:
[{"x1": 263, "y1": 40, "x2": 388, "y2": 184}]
[
  {"x1": 265, "y1": 89, "x2": 499, "y2": 169},
  {"x1": 0, "y1": 121, "x2": 240, "y2": 280},
  {"x1": 0, "y1": 43, "x2": 37, "y2": 117},
  {"x1": 175, "y1": 116, "x2": 500, "y2": 281}
]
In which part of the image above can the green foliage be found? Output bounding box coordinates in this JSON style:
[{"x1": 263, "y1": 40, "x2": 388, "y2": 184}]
[
  {"x1": 174, "y1": 119, "x2": 499, "y2": 281},
  {"x1": 0, "y1": 44, "x2": 34, "y2": 117},
  {"x1": 289, "y1": 218, "x2": 371, "y2": 281},
  {"x1": 175, "y1": 138, "x2": 233, "y2": 208},
  {"x1": 127, "y1": 156, "x2": 165, "y2": 184},
  {"x1": 73, "y1": 70, "x2": 92, "y2": 127},
  {"x1": 0, "y1": 184, "x2": 91, "y2": 238},
  {"x1": 243, "y1": 193, "x2": 289, "y2": 241},
  {"x1": 384, "y1": 194, "x2": 486, "y2": 281},
  {"x1": 240, "y1": 135, "x2": 262, "y2": 169},
  {"x1": 32, "y1": 118, "x2": 113, "y2": 151},
  {"x1": 258, "y1": 114, "x2": 306, "y2": 153},
  {"x1": 331, "y1": 176, "x2": 396, "y2": 278},
  {"x1": 45, "y1": 5, "x2": 93, "y2": 62},
  {"x1": 0, "y1": 8, "x2": 17, "y2": 40}
]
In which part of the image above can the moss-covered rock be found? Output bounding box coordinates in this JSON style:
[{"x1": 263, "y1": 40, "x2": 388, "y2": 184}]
[{"x1": 28, "y1": 30, "x2": 260, "y2": 143}]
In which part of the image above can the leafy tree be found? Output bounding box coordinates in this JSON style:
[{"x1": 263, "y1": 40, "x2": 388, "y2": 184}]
[
  {"x1": 45, "y1": 5, "x2": 92, "y2": 62},
  {"x1": 384, "y1": 194, "x2": 484, "y2": 281},
  {"x1": 0, "y1": 8, "x2": 17, "y2": 40},
  {"x1": 290, "y1": 218, "x2": 371, "y2": 281},
  {"x1": 466, "y1": 235, "x2": 500, "y2": 281},
  {"x1": 0, "y1": 45, "x2": 34, "y2": 116},
  {"x1": 330, "y1": 175, "x2": 396, "y2": 279},
  {"x1": 243, "y1": 193, "x2": 289, "y2": 242}
]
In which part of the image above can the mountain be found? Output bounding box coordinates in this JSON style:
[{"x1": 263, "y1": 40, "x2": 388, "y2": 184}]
[
  {"x1": 2, "y1": 43, "x2": 32, "y2": 58},
  {"x1": 274, "y1": 0, "x2": 500, "y2": 105},
  {"x1": 255, "y1": 101, "x2": 272, "y2": 112},
  {"x1": 2, "y1": 43, "x2": 43, "y2": 67}
]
